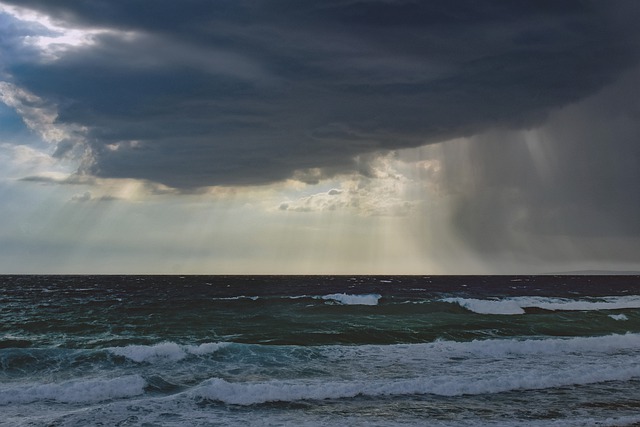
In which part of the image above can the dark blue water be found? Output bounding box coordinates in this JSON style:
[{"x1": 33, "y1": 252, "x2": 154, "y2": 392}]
[{"x1": 2, "y1": 275, "x2": 640, "y2": 426}]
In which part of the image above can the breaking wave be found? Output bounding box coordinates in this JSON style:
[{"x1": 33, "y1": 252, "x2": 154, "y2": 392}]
[
  {"x1": 185, "y1": 333, "x2": 640, "y2": 405},
  {"x1": 443, "y1": 295, "x2": 640, "y2": 315},
  {"x1": 194, "y1": 361, "x2": 640, "y2": 405},
  {"x1": 108, "y1": 342, "x2": 229, "y2": 363},
  {"x1": 320, "y1": 293, "x2": 381, "y2": 306},
  {"x1": 0, "y1": 375, "x2": 146, "y2": 405},
  {"x1": 208, "y1": 294, "x2": 383, "y2": 305}
]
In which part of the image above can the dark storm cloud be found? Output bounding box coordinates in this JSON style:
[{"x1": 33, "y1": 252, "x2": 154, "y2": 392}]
[
  {"x1": 433, "y1": 66, "x2": 640, "y2": 260},
  {"x1": 2, "y1": 0, "x2": 639, "y2": 189}
]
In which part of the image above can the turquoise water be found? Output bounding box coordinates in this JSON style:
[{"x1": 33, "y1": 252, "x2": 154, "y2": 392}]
[{"x1": 2, "y1": 275, "x2": 640, "y2": 426}]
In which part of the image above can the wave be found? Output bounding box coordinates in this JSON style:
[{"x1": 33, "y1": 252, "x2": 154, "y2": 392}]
[
  {"x1": 442, "y1": 295, "x2": 640, "y2": 315},
  {"x1": 424, "y1": 333, "x2": 640, "y2": 357},
  {"x1": 107, "y1": 333, "x2": 640, "y2": 366},
  {"x1": 194, "y1": 361, "x2": 640, "y2": 405},
  {"x1": 108, "y1": 342, "x2": 229, "y2": 363},
  {"x1": 320, "y1": 293, "x2": 381, "y2": 306},
  {"x1": 185, "y1": 334, "x2": 640, "y2": 405},
  {"x1": 4, "y1": 334, "x2": 640, "y2": 410},
  {"x1": 211, "y1": 296, "x2": 260, "y2": 301},
  {"x1": 314, "y1": 334, "x2": 640, "y2": 369},
  {"x1": 209, "y1": 293, "x2": 383, "y2": 305},
  {"x1": 609, "y1": 314, "x2": 629, "y2": 321},
  {"x1": 0, "y1": 375, "x2": 145, "y2": 405},
  {"x1": 11, "y1": 333, "x2": 640, "y2": 374}
]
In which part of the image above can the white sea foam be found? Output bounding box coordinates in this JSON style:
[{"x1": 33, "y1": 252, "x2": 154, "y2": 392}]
[
  {"x1": 0, "y1": 375, "x2": 146, "y2": 405},
  {"x1": 609, "y1": 314, "x2": 629, "y2": 321},
  {"x1": 443, "y1": 295, "x2": 640, "y2": 315},
  {"x1": 108, "y1": 341, "x2": 228, "y2": 363},
  {"x1": 212, "y1": 294, "x2": 384, "y2": 304},
  {"x1": 188, "y1": 333, "x2": 640, "y2": 405},
  {"x1": 443, "y1": 298, "x2": 525, "y2": 314},
  {"x1": 321, "y1": 293, "x2": 381, "y2": 305},
  {"x1": 194, "y1": 360, "x2": 640, "y2": 405},
  {"x1": 430, "y1": 333, "x2": 640, "y2": 357},
  {"x1": 316, "y1": 333, "x2": 640, "y2": 371},
  {"x1": 296, "y1": 334, "x2": 640, "y2": 389},
  {"x1": 185, "y1": 342, "x2": 229, "y2": 355}
]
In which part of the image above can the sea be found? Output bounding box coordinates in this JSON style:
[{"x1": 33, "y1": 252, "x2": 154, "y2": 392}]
[{"x1": 2, "y1": 275, "x2": 640, "y2": 426}]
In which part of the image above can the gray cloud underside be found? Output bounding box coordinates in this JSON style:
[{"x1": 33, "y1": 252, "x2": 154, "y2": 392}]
[
  {"x1": 2, "y1": 0, "x2": 640, "y2": 189},
  {"x1": 411, "y1": 66, "x2": 640, "y2": 255}
]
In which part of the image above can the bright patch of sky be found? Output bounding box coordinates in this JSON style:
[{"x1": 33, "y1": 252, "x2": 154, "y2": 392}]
[{"x1": 0, "y1": 3, "x2": 115, "y2": 61}]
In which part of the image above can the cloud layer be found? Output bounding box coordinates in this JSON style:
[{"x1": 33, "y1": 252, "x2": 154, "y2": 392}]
[
  {"x1": 450, "y1": 68, "x2": 640, "y2": 246},
  {"x1": 2, "y1": 0, "x2": 639, "y2": 189}
]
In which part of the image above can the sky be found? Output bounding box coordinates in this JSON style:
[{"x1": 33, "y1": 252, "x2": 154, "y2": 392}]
[{"x1": 0, "y1": 0, "x2": 639, "y2": 274}]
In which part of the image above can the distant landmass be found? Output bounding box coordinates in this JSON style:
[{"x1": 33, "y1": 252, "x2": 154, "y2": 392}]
[{"x1": 548, "y1": 270, "x2": 640, "y2": 275}]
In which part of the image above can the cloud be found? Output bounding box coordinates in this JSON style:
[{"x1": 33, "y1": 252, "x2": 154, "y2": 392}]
[
  {"x1": 412, "y1": 67, "x2": 640, "y2": 263},
  {"x1": 0, "y1": 142, "x2": 74, "y2": 181},
  {"x1": 70, "y1": 190, "x2": 92, "y2": 202},
  {"x1": 278, "y1": 154, "x2": 419, "y2": 216},
  {"x1": 17, "y1": 170, "x2": 179, "y2": 201},
  {"x1": 18, "y1": 173, "x2": 95, "y2": 185},
  {"x1": 0, "y1": 2, "x2": 114, "y2": 63},
  {"x1": 0, "y1": 1, "x2": 639, "y2": 189},
  {"x1": 0, "y1": 143, "x2": 53, "y2": 168},
  {"x1": 70, "y1": 190, "x2": 118, "y2": 202},
  {"x1": 0, "y1": 82, "x2": 87, "y2": 159}
]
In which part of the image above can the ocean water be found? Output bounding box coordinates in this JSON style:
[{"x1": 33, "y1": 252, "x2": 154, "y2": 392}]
[{"x1": 2, "y1": 275, "x2": 640, "y2": 426}]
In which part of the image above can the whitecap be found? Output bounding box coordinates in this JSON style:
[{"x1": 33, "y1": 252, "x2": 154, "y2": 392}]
[
  {"x1": 0, "y1": 375, "x2": 146, "y2": 405},
  {"x1": 320, "y1": 293, "x2": 381, "y2": 306},
  {"x1": 443, "y1": 297, "x2": 525, "y2": 315},
  {"x1": 108, "y1": 341, "x2": 228, "y2": 363},
  {"x1": 318, "y1": 333, "x2": 640, "y2": 365},
  {"x1": 188, "y1": 334, "x2": 640, "y2": 406},
  {"x1": 609, "y1": 314, "x2": 629, "y2": 321},
  {"x1": 193, "y1": 360, "x2": 640, "y2": 405},
  {"x1": 442, "y1": 295, "x2": 640, "y2": 315}
]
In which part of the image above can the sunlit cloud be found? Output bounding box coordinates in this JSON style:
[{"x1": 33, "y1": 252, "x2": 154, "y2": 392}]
[
  {"x1": 0, "y1": 143, "x2": 53, "y2": 169},
  {"x1": 279, "y1": 154, "x2": 422, "y2": 217},
  {"x1": 0, "y1": 82, "x2": 87, "y2": 163},
  {"x1": 0, "y1": 2, "x2": 115, "y2": 61}
]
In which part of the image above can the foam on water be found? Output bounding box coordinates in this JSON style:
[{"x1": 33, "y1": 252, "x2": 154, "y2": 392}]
[
  {"x1": 609, "y1": 313, "x2": 629, "y2": 321},
  {"x1": 184, "y1": 342, "x2": 230, "y2": 355},
  {"x1": 310, "y1": 333, "x2": 640, "y2": 378},
  {"x1": 443, "y1": 297, "x2": 525, "y2": 314},
  {"x1": 107, "y1": 333, "x2": 640, "y2": 371},
  {"x1": 443, "y1": 295, "x2": 640, "y2": 315},
  {"x1": 0, "y1": 375, "x2": 146, "y2": 404},
  {"x1": 182, "y1": 333, "x2": 640, "y2": 405},
  {"x1": 321, "y1": 293, "x2": 381, "y2": 305},
  {"x1": 194, "y1": 361, "x2": 640, "y2": 405},
  {"x1": 210, "y1": 294, "x2": 384, "y2": 304},
  {"x1": 108, "y1": 341, "x2": 228, "y2": 363},
  {"x1": 424, "y1": 333, "x2": 640, "y2": 357}
]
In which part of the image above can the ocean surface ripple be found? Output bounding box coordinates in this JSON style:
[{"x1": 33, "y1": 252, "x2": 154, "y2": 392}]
[{"x1": 2, "y1": 275, "x2": 640, "y2": 426}]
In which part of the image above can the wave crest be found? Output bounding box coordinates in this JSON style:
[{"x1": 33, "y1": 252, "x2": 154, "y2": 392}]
[
  {"x1": 0, "y1": 375, "x2": 145, "y2": 405},
  {"x1": 108, "y1": 342, "x2": 229, "y2": 363},
  {"x1": 195, "y1": 361, "x2": 640, "y2": 405},
  {"x1": 443, "y1": 295, "x2": 640, "y2": 315},
  {"x1": 321, "y1": 293, "x2": 381, "y2": 306}
]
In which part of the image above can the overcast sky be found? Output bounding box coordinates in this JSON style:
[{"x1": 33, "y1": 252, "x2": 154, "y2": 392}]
[{"x1": 1, "y1": 0, "x2": 639, "y2": 274}]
